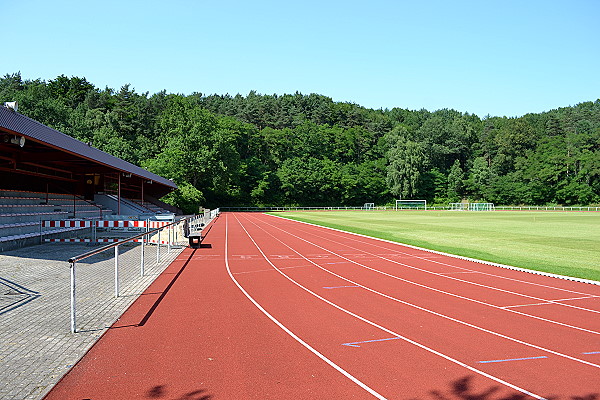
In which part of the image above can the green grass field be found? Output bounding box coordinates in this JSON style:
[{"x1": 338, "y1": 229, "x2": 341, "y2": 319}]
[{"x1": 271, "y1": 210, "x2": 600, "y2": 282}]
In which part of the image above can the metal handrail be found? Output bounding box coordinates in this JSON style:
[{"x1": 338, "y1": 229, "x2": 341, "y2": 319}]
[
  {"x1": 67, "y1": 219, "x2": 180, "y2": 264},
  {"x1": 68, "y1": 216, "x2": 189, "y2": 333},
  {"x1": 67, "y1": 210, "x2": 221, "y2": 333}
]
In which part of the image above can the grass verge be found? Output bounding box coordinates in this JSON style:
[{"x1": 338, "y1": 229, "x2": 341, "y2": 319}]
[{"x1": 270, "y1": 210, "x2": 600, "y2": 282}]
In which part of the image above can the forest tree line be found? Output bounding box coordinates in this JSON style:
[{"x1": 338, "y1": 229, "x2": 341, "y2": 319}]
[{"x1": 1, "y1": 73, "x2": 599, "y2": 213}]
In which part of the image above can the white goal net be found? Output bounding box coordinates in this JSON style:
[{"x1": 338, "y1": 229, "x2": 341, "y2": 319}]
[
  {"x1": 469, "y1": 203, "x2": 495, "y2": 211},
  {"x1": 395, "y1": 199, "x2": 427, "y2": 210},
  {"x1": 449, "y1": 202, "x2": 494, "y2": 211}
]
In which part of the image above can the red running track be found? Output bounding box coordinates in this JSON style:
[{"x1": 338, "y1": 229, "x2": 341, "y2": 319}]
[{"x1": 45, "y1": 212, "x2": 600, "y2": 399}]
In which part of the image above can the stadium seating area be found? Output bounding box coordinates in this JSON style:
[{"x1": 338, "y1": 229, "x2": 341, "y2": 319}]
[
  {"x1": 0, "y1": 189, "x2": 180, "y2": 251},
  {"x1": 0, "y1": 189, "x2": 113, "y2": 250}
]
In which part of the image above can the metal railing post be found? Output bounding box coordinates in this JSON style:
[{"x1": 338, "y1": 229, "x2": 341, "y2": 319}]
[
  {"x1": 67, "y1": 216, "x2": 192, "y2": 333},
  {"x1": 167, "y1": 224, "x2": 171, "y2": 252},
  {"x1": 114, "y1": 245, "x2": 119, "y2": 298},
  {"x1": 156, "y1": 228, "x2": 161, "y2": 264},
  {"x1": 70, "y1": 261, "x2": 77, "y2": 333},
  {"x1": 140, "y1": 233, "x2": 145, "y2": 277}
]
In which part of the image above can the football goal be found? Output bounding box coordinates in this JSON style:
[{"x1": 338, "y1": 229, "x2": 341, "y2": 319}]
[
  {"x1": 449, "y1": 203, "x2": 468, "y2": 211},
  {"x1": 395, "y1": 199, "x2": 427, "y2": 210},
  {"x1": 363, "y1": 203, "x2": 375, "y2": 210},
  {"x1": 469, "y1": 202, "x2": 495, "y2": 211},
  {"x1": 449, "y1": 202, "x2": 495, "y2": 211}
]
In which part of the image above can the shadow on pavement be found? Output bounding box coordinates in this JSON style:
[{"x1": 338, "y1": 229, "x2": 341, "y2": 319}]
[
  {"x1": 0, "y1": 276, "x2": 41, "y2": 315},
  {"x1": 407, "y1": 375, "x2": 598, "y2": 400}
]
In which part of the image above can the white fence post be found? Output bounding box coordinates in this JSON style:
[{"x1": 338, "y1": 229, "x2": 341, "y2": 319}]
[
  {"x1": 167, "y1": 224, "x2": 171, "y2": 253},
  {"x1": 156, "y1": 228, "x2": 161, "y2": 264},
  {"x1": 70, "y1": 261, "x2": 77, "y2": 333},
  {"x1": 114, "y1": 245, "x2": 119, "y2": 298},
  {"x1": 140, "y1": 233, "x2": 145, "y2": 277}
]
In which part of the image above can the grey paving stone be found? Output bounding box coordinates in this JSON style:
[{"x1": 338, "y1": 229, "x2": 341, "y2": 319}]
[{"x1": 0, "y1": 241, "x2": 185, "y2": 400}]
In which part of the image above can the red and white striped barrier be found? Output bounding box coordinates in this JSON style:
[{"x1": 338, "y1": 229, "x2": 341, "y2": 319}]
[
  {"x1": 147, "y1": 221, "x2": 170, "y2": 229},
  {"x1": 42, "y1": 220, "x2": 170, "y2": 228},
  {"x1": 42, "y1": 221, "x2": 93, "y2": 228},
  {"x1": 44, "y1": 238, "x2": 118, "y2": 243},
  {"x1": 44, "y1": 238, "x2": 174, "y2": 244},
  {"x1": 137, "y1": 239, "x2": 172, "y2": 245},
  {"x1": 95, "y1": 220, "x2": 147, "y2": 228}
]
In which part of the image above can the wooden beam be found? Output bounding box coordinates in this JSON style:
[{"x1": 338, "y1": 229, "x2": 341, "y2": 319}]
[{"x1": 0, "y1": 166, "x2": 77, "y2": 182}]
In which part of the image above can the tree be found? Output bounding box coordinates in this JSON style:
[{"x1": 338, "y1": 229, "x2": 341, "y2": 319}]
[
  {"x1": 466, "y1": 156, "x2": 492, "y2": 200},
  {"x1": 447, "y1": 159, "x2": 464, "y2": 201},
  {"x1": 385, "y1": 129, "x2": 428, "y2": 199}
]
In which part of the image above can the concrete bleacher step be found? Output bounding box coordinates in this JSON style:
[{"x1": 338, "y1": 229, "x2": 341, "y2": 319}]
[
  {"x1": 0, "y1": 221, "x2": 40, "y2": 237},
  {"x1": 0, "y1": 226, "x2": 89, "y2": 243},
  {"x1": 0, "y1": 189, "x2": 115, "y2": 252}
]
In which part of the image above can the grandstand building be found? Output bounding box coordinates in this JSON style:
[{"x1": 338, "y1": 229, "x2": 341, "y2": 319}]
[{"x1": 0, "y1": 103, "x2": 180, "y2": 251}]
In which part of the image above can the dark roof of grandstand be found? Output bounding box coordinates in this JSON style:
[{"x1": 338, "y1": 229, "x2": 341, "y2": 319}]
[{"x1": 0, "y1": 105, "x2": 176, "y2": 189}]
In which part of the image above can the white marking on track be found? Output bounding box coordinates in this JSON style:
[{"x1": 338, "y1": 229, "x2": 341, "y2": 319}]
[
  {"x1": 225, "y1": 215, "x2": 389, "y2": 400},
  {"x1": 501, "y1": 302, "x2": 554, "y2": 309},
  {"x1": 245, "y1": 214, "x2": 600, "y2": 364},
  {"x1": 555, "y1": 295, "x2": 600, "y2": 302},
  {"x1": 232, "y1": 265, "x2": 311, "y2": 275},
  {"x1": 438, "y1": 271, "x2": 482, "y2": 275},
  {"x1": 268, "y1": 213, "x2": 600, "y2": 292},
  {"x1": 258, "y1": 215, "x2": 600, "y2": 336},
  {"x1": 235, "y1": 214, "x2": 548, "y2": 399}
]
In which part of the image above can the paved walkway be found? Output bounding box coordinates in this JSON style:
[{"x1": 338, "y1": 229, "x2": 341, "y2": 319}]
[{"x1": 0, "y1": 241, "x2": 185, "y2": 400}]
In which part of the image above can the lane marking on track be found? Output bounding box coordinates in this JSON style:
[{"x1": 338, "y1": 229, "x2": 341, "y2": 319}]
[
  {"x1": 259, "y1": 216, "x2": 600, "y2": 335},
  {"x1": 500, "y1": 295, "x2": 600, "y2": 309},
  {"x1": 235, "y1": 214, "x2": 548, "y2": 400},
  {"x1": 478, "y1": 356, "x2": 548, "y2": 364},
  {"x1": 232, "y1": 255, "x2": 260, "y2": 259},
  {"x1": 437, "y1": 271, "x2": 483, "y2": 275},
  {"x1": 555, "y1": 295, "x2": 600, "y2": 302},
  {"x1": 243, "y1": 214, "x2": 600, "y2": 369},
  {"x1": 268, "y1": 213, "x2": 600, "y2": 294},
  {"x1": 501, "y1": 302, "x2": 554, "y2": 309},
  {"x1": 303, "y1": 234, "x2": 600, "y2": 315},
  {"x1": 224, "y1": 215, "x2": 389, "y2": 400},
  {"x1": 323, "y1": 286, "x2": 360, "y2": 289},
  {"x1": 342, "y1": 337, "x2": 402, "y2": 347},
  {"x1": 233, "y1": 265, "x2": 311, "y2": 275},
  {"x1": 583, "y1": 351, "x2": 600, "y2": 355}
]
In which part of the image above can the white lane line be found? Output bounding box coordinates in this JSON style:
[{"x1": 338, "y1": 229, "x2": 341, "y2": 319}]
[
  {"x1": 437, "y1": 271, "x2": 483, "y2": 275},
  {"x1": 323, "y1": 286, "x2": 360, "y2": 289},
  {"x1": 257, "y1": 216, "x2": 600, "y2": 336},
  {"x1": 235, "y1": 214, "x2": 547, "y2": 400},
  {"x1": 555, "y1": 295, "x2": 600, "y2": 302},
  {"x1": 266, "y1": 216, "x2": 600, "y2": 315},
  {"x1": 293, "y1": 227, "x2": 600, "y2": 315},
  {"x1": 268, "y1": 213, "x2": 600, "y2": 292},
  {"x1": 224, "y1": 215, "x2": 388, "y2": 400},
  {"x1": 478, "y1": 356, "x2": 548, "y2": 364},
  {"x1": 244, "y1": 214, "x2": 600, "y2": 368},
  {"x1": 501, "y1": 302, "x2": 555, "y2": 309}
]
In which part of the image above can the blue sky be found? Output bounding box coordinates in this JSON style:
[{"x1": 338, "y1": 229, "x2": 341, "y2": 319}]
[{"x1": 3, "y1": 0, "x2": 599, "y2": 117}]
